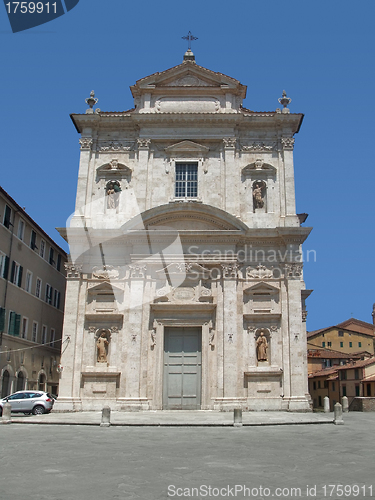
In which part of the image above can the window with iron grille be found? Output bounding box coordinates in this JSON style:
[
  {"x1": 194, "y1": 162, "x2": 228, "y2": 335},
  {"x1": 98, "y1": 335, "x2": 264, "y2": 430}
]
[{"x1": 175, "y1": 163, "x2": 198, "y2": 198}]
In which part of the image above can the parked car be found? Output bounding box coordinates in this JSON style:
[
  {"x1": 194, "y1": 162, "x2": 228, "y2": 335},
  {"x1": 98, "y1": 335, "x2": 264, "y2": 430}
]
[{"x1": 0, "y1": 391, "x2": 54, "y2": 415}]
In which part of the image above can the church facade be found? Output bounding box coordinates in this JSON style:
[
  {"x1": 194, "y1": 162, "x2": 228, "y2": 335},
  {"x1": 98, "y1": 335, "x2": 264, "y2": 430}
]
[{"x1": 57, "y1": 51, "x2": 312, "y2": 412}]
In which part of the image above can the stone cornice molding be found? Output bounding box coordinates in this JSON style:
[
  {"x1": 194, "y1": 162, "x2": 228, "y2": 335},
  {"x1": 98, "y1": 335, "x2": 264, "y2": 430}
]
[
  {"x1": 64, "y1": 262, "x2": 82, "y2": 279},
  {"x1": 281, "y1": 137, "x2": 295, "y2": 150},
  {"x1": 79, "y1": 138, "x2": 93, "y2": 150},
  {"x1": 137, "y1": 138, "x2": 151, "y2": 150}
]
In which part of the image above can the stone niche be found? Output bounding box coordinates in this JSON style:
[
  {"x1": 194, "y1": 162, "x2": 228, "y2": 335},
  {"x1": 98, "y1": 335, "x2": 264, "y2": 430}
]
[
  {"x1": 86, "y1": 281, "x2": 124, "y2": 315},
  {"x1": 243, "y1": 281, "x2": 280, "y2": 315}
]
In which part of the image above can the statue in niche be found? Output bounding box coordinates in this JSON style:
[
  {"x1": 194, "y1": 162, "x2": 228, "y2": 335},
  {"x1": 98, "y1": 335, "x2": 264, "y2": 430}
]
[
  {"x1": 253, "y1": 181, "x2": 266, "y2": 209},
  {"x1": 106, "y1": 181, "x2": 121, "y2": 209},
  {"x1": 256, "y1": 331, "x2": 268, "y2": 362},
  {"x1": 96, "y1": 331, "x2": 109, "y2": 363}
]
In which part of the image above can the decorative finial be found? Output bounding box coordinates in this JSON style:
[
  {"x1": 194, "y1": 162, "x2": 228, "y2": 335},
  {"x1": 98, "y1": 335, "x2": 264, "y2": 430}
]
[
  {"x1": 182, "y1": 31, "x2": 198, "y2": 51},
  {"x1": 278, "y1": 90, "x2": 291, "y2": 114},
  {"x1": 85, "y1": 90, "x2": 98, "y2": 114}
]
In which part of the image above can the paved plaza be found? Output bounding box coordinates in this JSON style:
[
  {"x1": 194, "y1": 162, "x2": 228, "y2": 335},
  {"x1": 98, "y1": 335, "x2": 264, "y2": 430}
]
[{"x1": 1, "y1": 412, "x2": 375, "y2": 500}]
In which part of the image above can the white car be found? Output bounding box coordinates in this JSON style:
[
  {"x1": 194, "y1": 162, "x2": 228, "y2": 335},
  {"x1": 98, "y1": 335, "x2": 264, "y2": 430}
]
[{"x1": 0, "y1": 390, "x2": 54, "y2": 415}]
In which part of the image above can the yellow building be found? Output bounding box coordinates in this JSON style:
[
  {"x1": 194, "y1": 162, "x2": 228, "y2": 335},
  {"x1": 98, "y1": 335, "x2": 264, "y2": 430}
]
[{"x1": 307, "y1": 318, "x2": 375, "y2": 355}]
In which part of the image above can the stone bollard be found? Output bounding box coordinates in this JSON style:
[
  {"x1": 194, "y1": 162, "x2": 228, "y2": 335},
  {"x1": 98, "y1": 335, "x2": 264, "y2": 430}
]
[
  {"x1": 324, "y1": 396, "x2": 330, "y2": 413},
  {"x1": 100, "y1": 406, "x2": 111, "y2": 427},
  {"x1": 233, "y1": 408, "x2": 242, "y2": 427},
  {"x1": 342, "y1": 396, "x2": 349, "y2": 413},
  {"x1": 334, "y1": 402, "x2": 344, "y2": 425},
  {"x1": 1, "y1": 402, "x2": 12, "y2": 424}
]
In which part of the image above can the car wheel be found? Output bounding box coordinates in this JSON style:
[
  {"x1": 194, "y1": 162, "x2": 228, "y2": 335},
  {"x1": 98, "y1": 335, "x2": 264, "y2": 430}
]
[{"x1": 32, "y1": 405, "x2": 45, "y2": 415}]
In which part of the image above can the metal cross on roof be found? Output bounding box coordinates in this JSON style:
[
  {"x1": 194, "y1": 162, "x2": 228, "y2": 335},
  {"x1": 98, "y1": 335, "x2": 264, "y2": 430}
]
[{"x1": 182, "y1": 31, "x2": 198, "y2": 50}]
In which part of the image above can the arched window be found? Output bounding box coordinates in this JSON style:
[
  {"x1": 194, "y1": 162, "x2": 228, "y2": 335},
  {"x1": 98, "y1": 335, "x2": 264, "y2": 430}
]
[
  {"x1": 16, "y1": 371, "x2": 25, "y2": 392},
  {"x1": 38, "y1": 373, "x2": 46, "y2": 392},
  {"x1": 1, "y1": 370, "x2": 10, "y2": 398}
]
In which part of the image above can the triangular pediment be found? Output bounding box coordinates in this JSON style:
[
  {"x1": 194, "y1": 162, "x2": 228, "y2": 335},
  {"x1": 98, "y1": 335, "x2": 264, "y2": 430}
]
[
  {"x1": 87, "y1": 281, "x2": 124, "y2": 294},
  {"x1": 165, "y1": 141, "x2": 209, "y2": 155},
  {"x1": 97, "y1": 159, "x2": 132, "y2": 175},
  {"x1": 242, "y1": 160, "x2": 276, "y2": 176},
  {"x1": 244, "y1": 282, "x2": 279, "y2": 294}
]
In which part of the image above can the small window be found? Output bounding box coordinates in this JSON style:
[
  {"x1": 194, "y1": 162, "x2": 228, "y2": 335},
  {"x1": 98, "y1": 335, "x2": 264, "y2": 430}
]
[
  {"x1": 0, "y1": 307, "x2": 6, "y2": 331},
  {"x1": 367, "y1": 384, "x2": 371, "y2": 397},
  {"x1": 32, "y1": 322, "x2": 38, "y2": 342},
  {"x1": 3, "y1": 205, "x2": 12, "y2": 229},
  {"x1": 355, "y1": 385, "x2": 360, "y2": 397},
  {"x1": 8, "y1": 311, "x2": 21, "y2": 336},
  {"x1": 17, "y1": 219, "x2": 25, "y2": 240},
  {"x1": 175, "y1": 163, "x2": 198, "y2": 198},
  {"x1": 10, "y1": 261, "x2": 23, "y2": 287},
  {"x1": 50, "y1": 328, "x2": 56, "y2": 346},
  {"x1": 49, "y1": 247, "x2": 55, "y2": 266},
  {"x1": 342, "y1": 386, "x2": 347, "y2": 397},
  {"x1": 57, "y1": 254, "x2": 62, "y2": 272},
  {"x1": 327, "y1": 341, "x2": 332, "y2": 347},
  {"x1": 41, "y1": 325, "x2": 47, "y2": 344},
  {"x1": 45, "y1": 284, "x2": 53, "y2": 305},
  {"x1": 40, "y1": 240, "x2": 45, "y2": 258},
  {"x1": 322, "y1": 341, "x2": 325, "y2": 348},
  {"x1": 0, "y1": 252, "x2": 9, "y2": 279},
  {"x1": 318, "y1": 380, "x2": 321, "y2": 389},
  {"x1": 349, "y1": 342, "x2": 352, "y2": 348},
  {"x1": 340, "y1": 342, "x2": 343, "y2": 348},
  {"x1": 35, "y1": 278, "x2": 42, "y2": 298},
  {"x1": 25, "y1": 271, "x2": 32, "y2": 293},
  {"x1": 53, "y1": 290, "x2": 60, "y2": 309},
  {"x1": 358, "y1": 342, "x2": 362, "y2": 348},
  {"x1": 338, "y1": 330, "x2": 344, "y2": 337},
  {"x1": 340, "y1": 371, "x2": 347, "y2": 380},
  {"x1": 318, "y1": 395, "x2": 322, "y2": 407},
  {"x1": 21, "y1": 317, "x2": 28, "y2": 339},
  {"x1": 30, "y1": 230, "x2": 37, "y2": 250},
  {"x1": 313, "y1": 381, "x2": 316, "y2": 390},
  {"x1": 324, "y1": 380, "x2": 328, "y2": 388}
]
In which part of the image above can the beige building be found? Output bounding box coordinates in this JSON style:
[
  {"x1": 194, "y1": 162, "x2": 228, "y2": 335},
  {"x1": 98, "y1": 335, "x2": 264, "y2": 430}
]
[
  {"x1": 57, "y1": 51, "x2": 312, "y2": 412},
  {"x1": 0, "y1": 186, "x2": 67, "y2": 397},
  {"x1": 307, "y1": 318, "x2": 375, "y2": 356}
]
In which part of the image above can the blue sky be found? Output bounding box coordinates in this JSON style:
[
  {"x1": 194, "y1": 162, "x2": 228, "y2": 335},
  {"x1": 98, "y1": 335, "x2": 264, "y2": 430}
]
[{"x1": 1, "y1": 0, "x2": 374, "y2": 331}]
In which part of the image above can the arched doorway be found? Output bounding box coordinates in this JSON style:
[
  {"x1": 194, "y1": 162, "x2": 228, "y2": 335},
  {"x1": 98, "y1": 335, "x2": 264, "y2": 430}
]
[
  {"x1": 38, "y1": 373, "x2": 46, "y2": 392},
  {"x1": 16, "y1": 372, "x2": 25, "y2": 392},
  {"x1": 1, "y1": 370, "x2": 10, "y2": 398}
]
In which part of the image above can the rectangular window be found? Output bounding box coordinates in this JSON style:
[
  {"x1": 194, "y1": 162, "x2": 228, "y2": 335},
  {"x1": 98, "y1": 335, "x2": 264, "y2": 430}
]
[
  {"x1": 175, "y1": 163, "x2": 198, "y2": 198},
  {"x1": 49, "y1": 247, "x2": 55, "y2": 266},
  {"x1": 313, "y1": 381, "x2": 316, "y2": 390},
  {"x1": 349, "y1": 341, "x2": 352, "y2": 348},
  {"x1": 327, "y1": 341, "x2": 332, "y2": 347},
  {"x1": 53, "y1": 290, "x2": 60, "y2": 309},
  {"x1": 318, "y1": 380, "x2": 321, "y2": 389},
  {"x1": 340, "y1": 371, "x2": 347, "y2": 380},
  {"x1": 21, "y1": 317, "x2": 28, "y2": 339},
  {"x1": 35, "y1": 278, "x2": 42, "y2": 299},
  {"x1": 338, "y1": 330, "x2": 344, "y2": 337},
  {"x1": 45, "y1": 284, "x2": 53, "y2": 305},
  {"x1": 322, "y1": 341, "x2": 325, "y2": 348},
  {"x1": 3, "y1": 205, "x2": 12, "y2": 229},
  {"x1": 32, "y1": 321, "x2": 38, "y2": 342},
  {"x1": 340, "y1": 342, "x2": 343, "y2": 348},
  {"x1": 17, "y1": 219, "x2": 25, "y2": 240},
  {"x1": 10, "y1": 261, "x2": 23, "y2": 287},
  {"x1": 367, "y1": 384, "x2": 371, "y2": 397},
  {"x1": 355, "y1": 369, "x2": 359, "y2": 380},
  {"x1": 30, "y1": 230, "x2": 37, "y2": 250},
  {"x1": 342, "y1": 386, "x2": 347, "y2": 397},
  {"x1": 355, "y1": 385, "x2": 360, "y2": 397},
  {"x1": 41, "y1": 325, "x2": 47, "y2": 344},
  {"x1": 40, "y1": 239, "x2": 45, "y2": 258},
  {"x1": 57, "y1": 254, "x2": 62, "y2": 272},
  {"x1": 25, "y1": 270, "x2": 33, "y2": 293},
  {"x1": 0, "y1": 307, "x2": 5, "y2": 331},
  {"x1": 8, "y1": 311, "x2": 21, "y2": 336},
  {"x1": 50, "y1": 328, "x2": 56, "y2": 346},
  {"x1": 0, "y1": 252, "x2": 8, "y2": 279},
  {"x1": 358, "y1": 342, "x2": 362, "y2": 348}
]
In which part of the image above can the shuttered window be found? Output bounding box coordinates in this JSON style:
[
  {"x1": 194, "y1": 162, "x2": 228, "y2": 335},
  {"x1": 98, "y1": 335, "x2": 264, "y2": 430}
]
[
  {"x1": 3, "y1": 205, "x2": 11, "y2": 228},
  {"x1": 0, "y1": 307, "x2": 5, "y2": 331},
  {"x1": 8, "y1": 311, "x2": 21, "y2": 336}
]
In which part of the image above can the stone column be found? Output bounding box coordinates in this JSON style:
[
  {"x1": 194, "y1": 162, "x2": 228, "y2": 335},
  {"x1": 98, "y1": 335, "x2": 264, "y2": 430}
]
[
  {"x1": 223, "y1": 138, "x2": 240, "y2": 216},
  {"x1": 136, "y1": 139, "x2": 151, "y2": 214},
  {"x1": 222, "y1": 263, "x2": 239, "y2": 399},
  {"x1": 284, "y1": 263, "x2": 310, "y2": 411},
  {"x1": 75, "y1": 135, "x2": 93, "y2": 217},
  {"x1": 281, "y1": 138, "x2": 296, "y2": 219},
  {"x1": 56, "y1": 264, "x2": 82, "y2": 407}
]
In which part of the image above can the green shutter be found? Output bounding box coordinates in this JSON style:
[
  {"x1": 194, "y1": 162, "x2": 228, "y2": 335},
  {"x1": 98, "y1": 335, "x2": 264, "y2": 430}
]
[
  {"x1": 0, "y1": 308, "x2": 5, "y2": 331},
  {"x1": 2, "y1": 256, "x2": 9, "y2": 280},
  {"x1": 14, "y1": 314, "x2": 21, "y2": 336},
  {"x1": 9, "y1": 312, "x2": 15, "y2": 335},
  {"x1": 17, "y1": 266, "x2": 23, "y2": 287}
]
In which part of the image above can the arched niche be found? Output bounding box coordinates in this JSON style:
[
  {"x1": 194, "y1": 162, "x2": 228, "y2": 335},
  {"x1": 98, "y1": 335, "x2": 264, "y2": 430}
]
[{"x1": 241, "y1": 159, "x2": 276, "y2": 214}]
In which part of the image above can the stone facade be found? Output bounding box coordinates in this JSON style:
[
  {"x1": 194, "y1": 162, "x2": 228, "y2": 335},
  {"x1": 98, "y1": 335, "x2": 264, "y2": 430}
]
[{"x1": 57, "y1": 52, "x2": 312, "y2": 411}]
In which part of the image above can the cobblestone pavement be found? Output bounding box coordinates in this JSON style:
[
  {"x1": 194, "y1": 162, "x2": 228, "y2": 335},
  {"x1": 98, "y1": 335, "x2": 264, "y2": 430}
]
[{"x1": 1, "y1": 413, "x2": 374, "y2": 500}]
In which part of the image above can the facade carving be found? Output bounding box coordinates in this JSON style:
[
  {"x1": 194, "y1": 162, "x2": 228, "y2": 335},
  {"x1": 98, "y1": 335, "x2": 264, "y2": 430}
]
[
  {"x1": 57, "y1": 52, "x2": 312, "y2": 413},
  {"x1": 79, "y1": 138, "x2": 93, "y2": 150}
]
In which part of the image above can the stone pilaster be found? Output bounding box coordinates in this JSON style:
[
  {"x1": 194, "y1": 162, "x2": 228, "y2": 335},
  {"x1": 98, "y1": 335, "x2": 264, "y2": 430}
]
[
  {"x1": 222, "y1": 263, "x2": 239, "y2": 398},
  {"x1": 75, "y1": 135, "x2": 93, "y2": 217},
  {"x1": 223, "y1": 138, "x2": 240, "y2": 216},
  {"x1": 137, "y1": 138, "x2": 151, "y2": 213}
]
